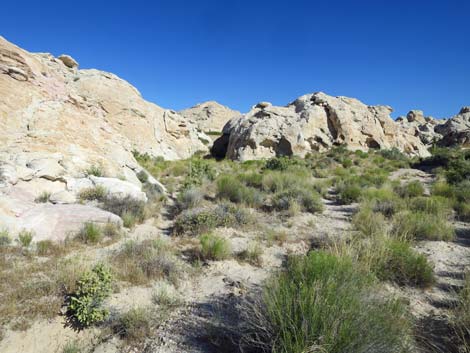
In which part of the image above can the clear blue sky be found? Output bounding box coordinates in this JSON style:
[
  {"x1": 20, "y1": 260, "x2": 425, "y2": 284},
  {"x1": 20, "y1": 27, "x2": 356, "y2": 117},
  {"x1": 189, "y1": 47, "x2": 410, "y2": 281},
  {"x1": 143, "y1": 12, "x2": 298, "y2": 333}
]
[{"x1": 1, "y1": 0, "x2": 468, "y2": 118}]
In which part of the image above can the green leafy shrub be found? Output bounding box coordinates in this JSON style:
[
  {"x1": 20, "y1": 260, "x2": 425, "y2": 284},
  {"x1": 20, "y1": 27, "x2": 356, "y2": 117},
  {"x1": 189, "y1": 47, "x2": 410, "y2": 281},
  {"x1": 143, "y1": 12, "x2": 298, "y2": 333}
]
[
  {"x1": 17, "y1": 230, "x2": 34, "y2": 248},
  {"x1": 76, "y1": 222, "x2": 103, "y2": 244},
  {"x1": 199, "y1": 233, "x2": 232, "y2": 261},
  {"x1": 336, "y1": 181, "x2": 362, "y2": 204},
  {"x1": 395, "y1": 180, "x2": 425, "y2": 198},
  {"x1": 67, "y1": 264, "x2": 113, "y2": 327},
  {"x1": 35, "y1": 191, "x2": 51, "y2": 203},
  {"x1": 446, "y1": 158, "x2": 470, "y2": 185},
  {"x1": 264, "y1": 156, "x2": 302, "y2": 171},
  {"x1": 392, "y1": 211, "x2": 455, "y2": 241},
  {"x1": 239, "y1": 251, "x2": 411, "y2": 353},
  {"x1": 374, "y1": 240, "x2": 434, "y2": 287},
  {"x1": 378, "y1": 148, "x2": 410, "y2": 163},
  {"x1": 78, "y1": 185, "x2": 107, "y2": 201},
  {"x1": 0, "y1": 229, "x2": 11, "y2": 246}
]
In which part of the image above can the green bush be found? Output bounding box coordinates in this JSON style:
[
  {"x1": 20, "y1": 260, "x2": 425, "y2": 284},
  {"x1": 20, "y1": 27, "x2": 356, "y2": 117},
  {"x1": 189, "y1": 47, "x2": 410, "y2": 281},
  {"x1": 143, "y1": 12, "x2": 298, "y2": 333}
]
[
  {"x1": 374, "y1": 240, "x2": 434, "y2": 287},
  {"x1": 216, "y1": 175, "x2": 263, "y2": 207},
  {"x1": 453, "y1": 274, "x2": 470, "y2": 351},
  {"x1": 378, "y1": 148, "x2": 410, "y2": 163},
  {"x1": 272, "y1": 187, "x2": 323, "y2": 214},
  {"x1": 35, "y1": 191, "x2": 51, "y2": 203},
  {"x1": 455, "y1": 202, "x2": 470, "y2": 222},
  {"x1": 264, "y1": 156, "x2": 302, "y2": 171},
  {"x1": 85, "y1": 164, "x2": 104, "y2": 177},
  {"x1": 362, "y1": 187, "x2": 404, "y2": 217},
  {"x1": 431, "y1": 180, "x2": 455, "y2": 199},
  {"x1": 112, "y1": 307, "x2": 153, "y2": 345},
  {"x1": 392, "y1": 211, "x2": 455, "y2": 241},
  {"x1": 395, "y1": 180, "x2": 425, "y2": 198},
  {"x1": 352, "y1": 206, "x2": 387, "y2": 238},
  {"x1": 17, "y1": 230, "x2": 34, "y2": 248},
  {"x1": 76, "y1": 222, "x2": 103, "y2": 244},
  {"x1": 336, "y1": 181, "x2": 362, "y2": 204},
  {"x1": 174, "y1": 204, "x2": 252, "y2": 236},
  {"x1": 240, "y1": 251, "x2": 411, "y2": 353},
  {"x1": 136, "y1": 170, "x2": 149, "y2": 183},
  {"x1": 78, "y1": 185, "x2": 107, "y2": 201},
  {"x1": 0, "y1": 229, "x2": 11, "y2": 246},
  {"x1": 446, "y1": 159, "x2": 470, "y2": 185},
  {"x1": 102, "y1": 196, "x2": 146, "y2": 223},
  {"x1": 177, "y1": 187, "x2": 204, "y2": 210},
  {"x1": 67, "y1": 264, "x2": 113, "y2": 327},
  {"x1": 199, "y1": 233, "x2": 232, "y2": 261},
  {"x1": 409, "y1": 196, "x2": 453, "y2": 217}
]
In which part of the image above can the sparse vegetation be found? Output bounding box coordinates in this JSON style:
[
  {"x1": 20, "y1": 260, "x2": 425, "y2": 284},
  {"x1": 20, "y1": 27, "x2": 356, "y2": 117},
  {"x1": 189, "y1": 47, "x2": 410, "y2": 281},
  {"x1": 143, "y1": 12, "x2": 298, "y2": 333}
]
[
  {"x1": 17, "y1": 229, "x2": 34, "y2": 248},
  {"x1": 76, "y1": 222, "x2": 103, "y2": 244},
  {"x1": 237, "y1": 242, "x2": 263, "y2": 266},
  {"x1": 35, "y1": 191, "x2": 51, "y2": 203},
  {"x1": 392, "y1": 211, "x2": 455, "y2": 241},
  {"x1": 0, "y1": 229, "x2": 11, "y2": 246},
  {"x1": 78, "y1": 185, "x2": 107, "y2": 201},
  {"x1": 85, "y1": 164, "x2": 104, "y2": 177}
]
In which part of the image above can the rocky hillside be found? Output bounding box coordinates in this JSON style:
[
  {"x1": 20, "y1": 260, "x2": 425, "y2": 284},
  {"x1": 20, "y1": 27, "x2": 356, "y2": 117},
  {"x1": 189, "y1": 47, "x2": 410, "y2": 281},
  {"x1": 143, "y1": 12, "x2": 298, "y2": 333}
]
[{"x1": 179, "y1": 101, "x2": 241, "y2": 133}]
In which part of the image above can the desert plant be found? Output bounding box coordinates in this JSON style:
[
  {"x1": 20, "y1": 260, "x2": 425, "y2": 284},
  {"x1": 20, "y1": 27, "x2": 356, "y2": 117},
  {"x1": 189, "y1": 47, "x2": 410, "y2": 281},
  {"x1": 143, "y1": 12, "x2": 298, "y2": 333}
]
[
  {"x1": 102, "y1": 195, "x2": 146, "y2": 223},
  {"x1": 239, "y1": 251, "x2": 412, "y2": 353},
  {"x1": 392, "y1": 211, "x2": 455, "y2": 241},
  {"x1": 136, "y1": 170, "x2": 149, "y2": 183},
  {"x1": 272, "y1": 186, "x2": 323, "y2": 214},
  {"x1": 85, "y1": 164, "x2": 104, "y2": 177},
  {"x1": 0, "y1": 229, "x2": 11, "y2": 246},
  {"x1": 216, "y1": 175, "x2": 263, "y2": 207},
  {"x1": 36, "y1": 240, "x2": 66, "y2": 257},
  {"x1": 336, "y1": 181, "x2": 362, "y2": 204},
  {"x1": 17, "y1": 230, "x2": 34, "y2": 248},
  {"x1": 177, "y1": 187, "x2": 204, "y2": 210},
  {"x1": 62, "y1": 340, "x2": 83, "y2": 353},
  {"x1": 35, "y1": 191, "x2": 51, "y2": 203},
  {"x1": 374, "y1": 239, "x2": 434, "y2": 287},
  {"x1": 453, "y1": 273, "x2": 470, "y2": 352},
  {"x1": 76, "y1": 222, "x2": 103, "y2": 244},
  {"x1": 111, "y1": 307, "x2": 154, "y2": 346},
  {"x1": 352, "y1": 206, "x2": 387, "y2": 238},
  {"x1": 408, "y1": 196, "x2": 453, "y2": 217},
  {"x1": 199, "y1": 233, "x2": 232, "y2": 261},
  {"x1": 395, "y1": 180, "x2": 425, "y2": 198},
  {"x1": 102, "y1": 222, "x2": 121, "y2": 238},
  {"x1": 67, "y1": 264, "x2": 113, "y2": 327},
  {"x1": 78, "y1": 185, "x2": 107, "y2": 201},
  {"x1": 152, "y1": 281, "x2": 181, "y2": 307},
  {"x1": 237, "y1": 242, "x2": 263, "y2": 266}
]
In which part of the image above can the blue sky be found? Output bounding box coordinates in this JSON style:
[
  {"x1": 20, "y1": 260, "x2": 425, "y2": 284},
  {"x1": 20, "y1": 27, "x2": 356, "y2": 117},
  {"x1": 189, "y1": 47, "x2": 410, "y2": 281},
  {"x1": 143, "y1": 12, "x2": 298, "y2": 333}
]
[{"x1": 1, "y1": 0, "x2": 468, "y2": 118}]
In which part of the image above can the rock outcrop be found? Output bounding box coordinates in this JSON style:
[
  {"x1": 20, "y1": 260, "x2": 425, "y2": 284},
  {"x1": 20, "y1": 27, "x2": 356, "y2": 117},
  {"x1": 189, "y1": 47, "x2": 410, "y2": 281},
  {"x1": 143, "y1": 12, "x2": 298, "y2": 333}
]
[
  {"x1": 217, "y1": 92, "x2": 431, "y2": 161},
  {"x1": 0, "y1": 36, "x2": 208, "y2": 240},
  {"x1": 179, "y1": 101, "x2": 241, "y2": 133},
  {"x1": 435, "y1": 107, "x2": 470, "y2": 147},
  {"x1": 396, "y1": 111, "x2": 444, "y2": 145}
]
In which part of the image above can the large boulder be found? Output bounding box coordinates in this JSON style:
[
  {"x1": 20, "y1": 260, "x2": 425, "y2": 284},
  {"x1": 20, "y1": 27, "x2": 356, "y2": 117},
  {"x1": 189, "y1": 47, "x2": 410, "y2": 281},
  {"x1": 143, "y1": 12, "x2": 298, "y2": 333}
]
[
  {"x1": 179, "y1": 101, "x2": 241, "y2": 133},
  {"x1": 435, "y1": 107, "x2": 470, "y2": 147},
  {"x1": 220, "y1": 92, "x2": 430, "y2": 161},
  {"x1": 396, "y1": 111, "x2": 443, "y2": 145}
]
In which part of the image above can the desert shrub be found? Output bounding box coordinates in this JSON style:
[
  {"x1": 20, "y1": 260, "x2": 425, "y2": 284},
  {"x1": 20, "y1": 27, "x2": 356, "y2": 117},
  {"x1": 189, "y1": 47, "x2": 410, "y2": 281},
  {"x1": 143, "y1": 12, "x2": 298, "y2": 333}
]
[
  {"x1": 0, "y1": 229, "x2": 11, "y2": 246},
  {"x1": 102, "y1": 196, "x2": 146, "y2": 223},
  {"x1": 238, "y1": 172, "x2": 263, "y2": 188},
  {"x1": 152, "y1": 281, "x2": 181, "y2": 307},
  {"x1": 239, "y1": 251, "x2": 411, "y2": 353},
  {"x1": 177, "y1": 187, "x2": 204, "y2": 210},
  {"x1": 36, "y1": 240, "x2": 66, "y2": 257},
  {"x1": 392, "y1": 211, "x2": 455, "y2": 241},
  {"x1": 183, "y1": 158, "x2": 216, "y2": 188},
  {"x1": 35, "y1": 191, "x2": 51, "y2": 203},
  {"x1": 374, "y1": 240, "x2": 434, "y2": 287},
  {"x1": 446, "y1": 159, "x2": 470, "y2": 185},
  {"x1": 112, "y1": 239, "x2": 181, "y2": 286},
  {"x1": 62, "y1": 340, "x2": 83, "y2": 353},
  {"x1": 199, "y1": 233, "x2": 232, "y2": 261},
  {"x1": 264, "y1": 156, "x2": 302, "y2": 171},
  {"x1": 352, "y1": 206, "x2": 387, "y2": 238},
  {"x1": 67, "y1": 264, "x2": 113, "y2": 327},
  {"x1": 378, "y1": 148, "x2": 409, "y2": 163},
  {"x1": 174, "y1": 204, "x2": 252, "y2": 236},
  {"x1": 85, "y1": 164, "x2": 104, "y2": 177},
  {"x1": 409, "y1": 196, "x2": 453, "y2": 217},
  {"x1": 17, "y1": 230, "x2": 34, "y2": 248},
  {"x1": 112, "y1": 307, "x2": 153, "y2": 346},
  {"x1": 272, "y1": 187, "x2": 323, "y2": 214},
  {"x1": 216, "y1": 175, "x2": 263, "y2": 207},
  {"x1": 453, "y1": 274, "x2": 470, "y2": 351},
  {"x1": 136, "y1": 170, "x2": 149, "y2": 183},
  {"x1": 336, "y1": 181, "x2": 362, "y2": 204},
  {"x1": 102, "y1": 222, "x2": 121, "y2": 238},
  {"x1": 455, "y1": 180, "x2": 470, "y2": 202},
  {"x1": 431, "y1": 180, "x2": 456, "y2": 199},
  {"x1": 395, "y1": 180, "x2": 425, "y2": 198},
  {"x1": 78, "y1": 185, "x2": 107, "y2": 201},
  {"x1": 76, "y1": 222, "x2": 103, "y2": 244},
  {"x1": 264, "y1": 228, "x2": 288, "y2": 245},
  {"x1": 362, "y1": 187, "x2": 404, "y2": 217},
  {"x1": 455, "y1": 202, "x2": 470, "y2": 222},
  {"x1": 237, "y1": 242, "x2": 263, "y2": 266}
]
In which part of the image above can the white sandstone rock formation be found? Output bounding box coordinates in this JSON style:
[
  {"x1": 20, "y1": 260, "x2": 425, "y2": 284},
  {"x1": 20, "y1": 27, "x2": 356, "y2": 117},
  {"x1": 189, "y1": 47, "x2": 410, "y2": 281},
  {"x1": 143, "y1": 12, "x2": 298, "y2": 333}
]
[{"x1": 179, "y1": 101, "x2": 241, "y2": 133}]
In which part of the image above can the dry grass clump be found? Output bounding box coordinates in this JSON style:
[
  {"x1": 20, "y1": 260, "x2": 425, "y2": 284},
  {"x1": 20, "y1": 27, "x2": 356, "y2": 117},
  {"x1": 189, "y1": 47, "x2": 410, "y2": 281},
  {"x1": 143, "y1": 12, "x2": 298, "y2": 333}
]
[
  {"x1": 392, "y1": 211, "x2": 455, "y2": 241},
  {"x1": 237, "y1": 242, "x2": 263, "y2": 267},
  {"x1": 78, "y1": 185, "x2": 107, "y2": 201},
  {"x1": 111, "y1": 239, "x2": 183, "y2": 286},
  {"x1": 199, "y1": 233, "x2": 232, "y2": 261}
]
